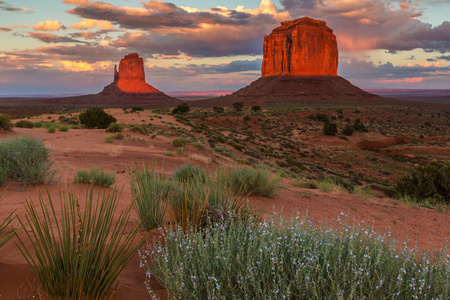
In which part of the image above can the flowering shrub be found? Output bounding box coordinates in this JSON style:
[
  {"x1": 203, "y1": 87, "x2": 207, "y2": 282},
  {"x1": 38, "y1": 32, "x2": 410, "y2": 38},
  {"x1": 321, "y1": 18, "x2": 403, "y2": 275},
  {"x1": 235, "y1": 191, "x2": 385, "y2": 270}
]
[{"x1": 141, "y1": 213, "x2": 449, "y2": 299}]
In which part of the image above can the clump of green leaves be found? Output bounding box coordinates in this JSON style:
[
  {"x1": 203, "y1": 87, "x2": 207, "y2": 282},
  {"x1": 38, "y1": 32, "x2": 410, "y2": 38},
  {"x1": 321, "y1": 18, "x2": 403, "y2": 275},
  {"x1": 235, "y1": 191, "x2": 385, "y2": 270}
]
[
  {"x1": 172, "y1": 103, "x2": 190, "y2": 114},
  {"x1": 15, "y1": 120, "x2": 34, "y2": 128},
  {"x1": 396, "y1": 162, "x2": 450, "y2": 204},
  {"x1": 79, "y1": 107, "x2": 117, "y2": 129},
  {"x1": 323, "y1": 122, "x2": 338, "y2": 136},
  {"x1": 105, "y1": 122, "x2": 123, "y2": 133},
  {"x1": 0, "y1": 114, "x2": 12, "y2": 131}
]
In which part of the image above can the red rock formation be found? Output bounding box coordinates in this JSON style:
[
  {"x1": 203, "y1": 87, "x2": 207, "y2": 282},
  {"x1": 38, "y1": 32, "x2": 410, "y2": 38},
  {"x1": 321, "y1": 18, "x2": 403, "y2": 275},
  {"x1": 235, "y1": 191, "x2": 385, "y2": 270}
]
[
  {"x1": 113, "y1": 53, "x2": 161, "y2": 93},
  {"x1": 262, "y1": 17, "x2": 338, "y2": 77}
]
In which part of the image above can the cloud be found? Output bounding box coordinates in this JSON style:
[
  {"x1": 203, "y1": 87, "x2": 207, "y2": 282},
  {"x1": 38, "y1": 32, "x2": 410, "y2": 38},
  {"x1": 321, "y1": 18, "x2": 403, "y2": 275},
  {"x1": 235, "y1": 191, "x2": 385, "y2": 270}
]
[
  {"x1": 0, "y1": 0, "x2": 34, "y2": 13},
  {"x1": 153, "y1": 52, "x2": 192, "y2": 60},
  {"x1": 70, "y1": 29, "x2": 114, "y2": 40},
  {"x1": 64, "y1": 0, "x2": 289, "y2": 57},
  {"x1": 28, "y1": 32, "x2": 84, "y2": 44},
  {"x1": 436, "y1": 55, "x2": 450, "y2": 61},
  {"x1": 0, "y1": 26, "x2": 12, "y2": 32},
  {"x1": 71, "y1": 18, "x2": 114, "y2": 30},
  {"x1": 280, "y1": 0, "x2": 450, "y2": 53},
  {"x1": 33, "y1": 20, "x2": 62, "y2": 31}
]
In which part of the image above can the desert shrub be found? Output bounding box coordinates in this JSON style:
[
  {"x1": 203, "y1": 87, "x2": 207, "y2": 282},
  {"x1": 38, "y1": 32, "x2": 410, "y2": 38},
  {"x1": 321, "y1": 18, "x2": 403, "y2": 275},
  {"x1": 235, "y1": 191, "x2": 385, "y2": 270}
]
[
  {"x1": 15, "y1": 120, "x2": 34, "y2": 128},
  {"x1": 104, "y1": 136, "x2": 114, "y2": 143},
  {"x1": 342, "y1": 124, "x2": 354, "y2": 136},
  {"x1": 232, "y1": 102, "x2": 244, "y2": 112},
  {"x1": 129, "y1": 163, "x2": 174, "y2": 230},
  {"x1": 396, "y1": 162, "x2": 450, "y2": 203},
  {"x1": 316, "y1": 113, "x2": 329, "y2": 122},
  {"x1": 212, "y1": 106, "x2": 224, "y2": 113},
  {"x1": 323, "y1": 122, "x2": 338, "y2": 136},
  {"x1": 318, "y1": 177, "x2": 354, "y2": 193},
  {"x1": 33, "y1": 121, "x2": 43, "y2": 128},
  {"x1": 129, "y1": 124, "x2": 149, "y2": 135},
  {"x1": 130, "y1": 107, "x2": 144, "y2": 113},
  {"x1": 171, "y1": 137, "x2": 186, "y2": 147},
  {"x1": 105, "y1": 122, "x2": 123, "y2": 133},
  {"x1": 79, "y1": 107, "x2": 117, "y2": 129},
  {"x1": 173, "y1": 162, "x2": 207, "y2": 183},
  {"x1": 16, "y1": 186, "x2": 143, "y2": 299},
  {"x1": 0, "y1": 135, "x2": 57, "y2": 184},
  {"x1": 353, "y1": 119, "x2": 368, "y2": 132},
  {"x1": 47, "y1": 125, "x2": 57, "y2": 133},
  {"x1": 142, "y1": 214, "x2": 450, "y2": 299},
  {"x1": 0, "y1": 114, "x2": 12, "y2": 131},
  {"x1": 251, "y1": 105, "x2": 261, "y2": 112},
  {"x1": 172, "y1": 103, "x2": 190, "y2": 114},
  {"x1": 74, "y1": 167, "x2": 116, "y2": 187},
  {"x1": 227, "y1": 165, "x2": 281, "y2": 197},
  {"x1": 243, "y1": 115, "x2": 250, "y2": 122},
  {"x1": 58, "y1": 125, "x2": 69, "y2": 132}
]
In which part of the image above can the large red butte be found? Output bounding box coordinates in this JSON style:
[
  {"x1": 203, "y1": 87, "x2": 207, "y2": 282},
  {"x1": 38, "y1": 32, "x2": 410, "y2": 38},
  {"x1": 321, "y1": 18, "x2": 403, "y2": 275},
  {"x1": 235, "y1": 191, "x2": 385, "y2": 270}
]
[
  {"x1": 114, "y1": 53, "x2": 160, "y2": 93},
  {"x1": 262, "y1": 17, "x2": 338, "y2": 77}
]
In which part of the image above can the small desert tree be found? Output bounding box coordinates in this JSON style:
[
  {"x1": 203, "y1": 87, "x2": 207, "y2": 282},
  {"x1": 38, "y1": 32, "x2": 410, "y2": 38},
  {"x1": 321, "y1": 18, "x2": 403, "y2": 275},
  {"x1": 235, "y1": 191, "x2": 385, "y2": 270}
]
[
  {"x1": 0, "y1": 115, "x2": 12, "y2": 131},
  {"x1": 172, "y1": 103, "x2": 190, "y2": 114},
  {"x1": 323, "y1": 122, "x2": 338, "y2": 136},
  {"x1": 232, "y1": 102, "x2": 244, "y2": 112},
  {"x1": 79, "y1": 107, "x2": 117, "y2": 129}
]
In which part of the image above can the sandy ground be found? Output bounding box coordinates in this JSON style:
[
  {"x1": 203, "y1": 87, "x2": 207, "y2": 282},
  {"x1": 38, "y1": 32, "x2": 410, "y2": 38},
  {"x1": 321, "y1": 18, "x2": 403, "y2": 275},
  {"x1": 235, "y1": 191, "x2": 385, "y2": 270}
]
[{"x1": 0, "y1": 109, "x2": 449, "y2": 299}]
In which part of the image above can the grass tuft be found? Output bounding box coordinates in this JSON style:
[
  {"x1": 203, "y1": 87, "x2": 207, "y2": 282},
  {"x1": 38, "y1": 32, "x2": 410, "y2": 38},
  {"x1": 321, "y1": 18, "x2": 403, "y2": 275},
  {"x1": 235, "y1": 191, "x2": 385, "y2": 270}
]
[{"x1": 74, "y1": 167, "x2": 116, "y2": 187}]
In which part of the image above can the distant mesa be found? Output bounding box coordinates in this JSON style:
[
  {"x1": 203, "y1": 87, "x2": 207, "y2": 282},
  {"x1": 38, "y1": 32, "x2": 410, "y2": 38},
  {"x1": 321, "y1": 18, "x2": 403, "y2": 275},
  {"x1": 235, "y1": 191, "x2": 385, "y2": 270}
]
[
  {"x1": 199, "y1": 17, "x2": 389, "y2": 107},
  {"x1": 262, "y1": 17, "x2": 338, "y2": 77},
  {"x1": 98, "y1": 53, "x2": 181, "y2": 106}
]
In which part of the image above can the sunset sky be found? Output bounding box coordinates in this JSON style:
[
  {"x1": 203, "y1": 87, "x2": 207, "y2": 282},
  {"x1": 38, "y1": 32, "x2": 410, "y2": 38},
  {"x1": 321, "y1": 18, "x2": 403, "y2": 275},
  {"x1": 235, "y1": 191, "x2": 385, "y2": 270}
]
[{"x1": 1, "y1": 0, "x2": 450, "y2": 96}]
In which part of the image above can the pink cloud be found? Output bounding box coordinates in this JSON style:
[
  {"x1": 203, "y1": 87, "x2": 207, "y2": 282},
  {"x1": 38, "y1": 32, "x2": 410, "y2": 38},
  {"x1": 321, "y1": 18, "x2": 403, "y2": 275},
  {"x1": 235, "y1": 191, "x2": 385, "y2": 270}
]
[
  {"x1": 378, "y1": 77, "x2": 424, "y2": 84},
  {"x1": 33, "y1": 20, "x2": 62, "y2": 31}
]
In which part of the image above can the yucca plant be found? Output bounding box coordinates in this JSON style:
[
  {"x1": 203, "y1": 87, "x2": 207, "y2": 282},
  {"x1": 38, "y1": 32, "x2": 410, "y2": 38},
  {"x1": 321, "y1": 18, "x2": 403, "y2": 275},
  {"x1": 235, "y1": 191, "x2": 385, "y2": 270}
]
[
  {"x1": 16, "y1": 186, "x2": 144, "y2": 299},
  {"x1": 129, "y1": 163, "x2": 174, "y2": 230}
]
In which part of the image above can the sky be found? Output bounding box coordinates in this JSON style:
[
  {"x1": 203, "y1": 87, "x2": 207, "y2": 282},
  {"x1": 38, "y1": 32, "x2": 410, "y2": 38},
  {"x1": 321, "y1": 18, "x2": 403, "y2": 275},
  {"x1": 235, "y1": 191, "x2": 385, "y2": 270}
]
[{"x1": 1, "y1": 0, "x2": 450, "y2": 96}]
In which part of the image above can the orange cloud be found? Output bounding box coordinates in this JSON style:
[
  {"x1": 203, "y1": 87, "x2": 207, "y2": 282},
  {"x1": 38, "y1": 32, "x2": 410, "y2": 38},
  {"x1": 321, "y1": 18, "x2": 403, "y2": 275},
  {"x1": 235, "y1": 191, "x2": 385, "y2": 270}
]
[
  {"x1": 378, "y1": 77, "x2": 423, "y2": 84},
  {"x1": 33, "y1": 20, "x2": 61, "y2": 31},
  {"x1": 60, "y1": 60, "x2": 112, "y2": 72},
  {"x1": 71, "y1": 18, "x2": 114, "y2": 30}
]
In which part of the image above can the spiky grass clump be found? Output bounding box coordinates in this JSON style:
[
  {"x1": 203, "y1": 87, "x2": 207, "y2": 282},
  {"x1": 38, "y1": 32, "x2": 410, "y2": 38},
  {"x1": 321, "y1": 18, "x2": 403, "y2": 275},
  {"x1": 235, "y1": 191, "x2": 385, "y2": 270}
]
[
  {"x1": 228, "y1": 165, "x2": 281, "y2": 197},
  {"x1": 0, "y1": 135, "x2": 57, "y2": 184},
  {"x1": 74, "y1": 167, "x2": 116, "y2": 187},
  {"x1": 142, "y1": 214, "x2": 449, "y2": 299},
  {"x1": 129, "y1": 163, "x2": 174, "y2": 230},
  {"x1": 16, "y1": 186, "x2": 144, "y2": 299}
]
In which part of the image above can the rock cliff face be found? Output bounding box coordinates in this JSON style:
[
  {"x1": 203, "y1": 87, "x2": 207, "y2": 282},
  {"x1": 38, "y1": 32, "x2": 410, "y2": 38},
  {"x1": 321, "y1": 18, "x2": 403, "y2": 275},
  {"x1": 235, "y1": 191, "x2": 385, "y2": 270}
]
[
  {"x1": 262, "y1": 17, "x2": 338, "y2": 77},
  {"x1": 113, "y1": 53, "x2": 160, "y2": 93},
  {"x1": 98, "y1": 53, "x2": 181, "y2": 106}
]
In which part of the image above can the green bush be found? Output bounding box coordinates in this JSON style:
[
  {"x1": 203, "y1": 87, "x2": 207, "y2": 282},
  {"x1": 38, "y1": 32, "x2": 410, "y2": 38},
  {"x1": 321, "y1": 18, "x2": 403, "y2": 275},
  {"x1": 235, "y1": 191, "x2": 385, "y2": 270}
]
[
  {"x1": 79, "y1": 107, "x2": 117, "y2": 129},
  {"x1": 171, "y1": 137, "x2": 186, "y2": 147},
  {"x1": 33, "y1": 121, "x2": 43, "y2": 128},
  {"x1": 142, "y1": 214, "x2": 450, "y2": 299},
  {"x1": 130, "y1": 107, "x2": 144, "y2": 113},
  {"x1": 15, "y1": 120, "x2": 34, "y2": 128},
  {"x1": 251, "y1": 105, "x2": 261, "y2": 112},
  {"x1": 129, "y1": 163, "x2": 173, "y2": 230},
  {"x1": 173, "y1": 162, "x2": 207, "y2": 183},
  {"x1": 74, "y1": 167, "x2": 116, "y2": 187},
  {"x1": 396, "y1": 162, "x2": 450, "y2": 203},
  {"x1": 323, "y1": 122, "x2": 338, "y2": 136},
  {"x1": 0, "y1": 135, "x2": 57, "y2": 184},
  {"x1": 0, "y1": 114, "x2": 12, "y2": 131},
  {"x1": 232, "y1": 102, "x2": 244, "y2": 112},
  {"x1": 105, "y1": 122, "x2": 123, "y2": 133},
  {"x1": 58, "y1": 125, "x2": 69, "y2": 132},
  {"x1": 16, "y1": 186, "x2": 143, "y2": 299},
  {"x1": 228, "y1": 165, "x2": 281, "y2": 197},
  {"x1": 353, "y1": 119, "x2": 368, "y2": 132},
  {"x1": 342, "y1": 124, "x2": 354, "y2": 136},
  {"x1": 212, "y1": 106, "x2": 224, "y2": 113},
  {"x1": 172, "y1": 103, "x2": 190, "y2": 114}
]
